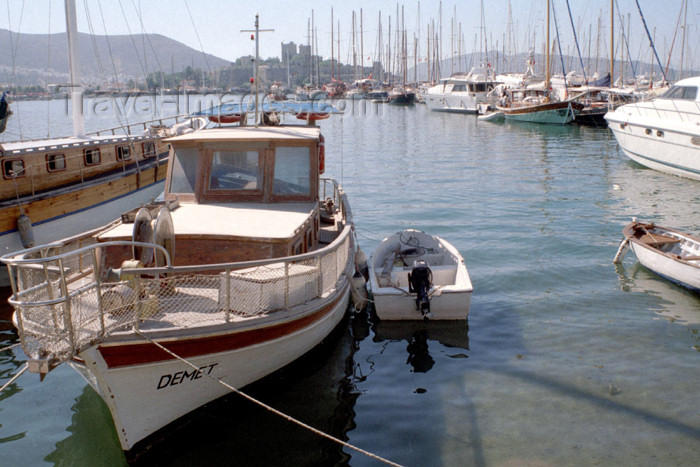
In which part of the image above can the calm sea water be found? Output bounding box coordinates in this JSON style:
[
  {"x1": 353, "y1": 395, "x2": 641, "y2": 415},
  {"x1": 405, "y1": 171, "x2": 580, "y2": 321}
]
[{"x1": 1, "y1": 97, "x2": 699, "y2": 466}]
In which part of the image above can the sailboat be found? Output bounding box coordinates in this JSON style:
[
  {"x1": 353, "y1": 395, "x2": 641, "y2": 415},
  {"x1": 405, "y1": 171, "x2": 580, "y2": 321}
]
[
  {"x1": 496, "y1": 0, "x2": 583, "y2": 124},
  {"x1": 0, "y1": 0, "x2": 194, "y2": 276}
]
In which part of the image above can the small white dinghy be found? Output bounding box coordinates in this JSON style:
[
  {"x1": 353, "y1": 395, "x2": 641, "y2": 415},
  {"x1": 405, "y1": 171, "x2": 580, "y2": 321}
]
[
  {"x1": 614, "y1": 220, "x2": 700, "y2": 292},
  {"x1": 369, "y1": 229, "x2": 473, "y2": 320}
]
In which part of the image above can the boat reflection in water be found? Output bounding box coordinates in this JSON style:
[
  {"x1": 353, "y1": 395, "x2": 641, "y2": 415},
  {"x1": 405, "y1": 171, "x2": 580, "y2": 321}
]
[
  {"x1": 614, "y1": 262, "x2": 700, "y2": 327},
  {"x1": 372, "y1": 319, "x2": 470, "y2": 373}
]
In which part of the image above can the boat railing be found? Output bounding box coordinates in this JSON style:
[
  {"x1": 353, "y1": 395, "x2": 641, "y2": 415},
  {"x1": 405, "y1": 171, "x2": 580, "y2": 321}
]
[
  {"x1": 86, "y1": 114, "x2": 194, "y2": 137},
  {"x1": 1, "y1": 204, "x2": 354, "y2": 370}
]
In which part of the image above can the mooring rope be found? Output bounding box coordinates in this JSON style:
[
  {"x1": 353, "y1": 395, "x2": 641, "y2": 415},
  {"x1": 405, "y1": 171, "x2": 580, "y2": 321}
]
[
  {"x1": 0, "y1": 343, "x2": 20, "y2": 354},
  {"x1": 133, "y1": 329, "x2": 403, "y2": 467},
  {"x1": 0, "y1": 363, "x2": 28, "y2": 393}
]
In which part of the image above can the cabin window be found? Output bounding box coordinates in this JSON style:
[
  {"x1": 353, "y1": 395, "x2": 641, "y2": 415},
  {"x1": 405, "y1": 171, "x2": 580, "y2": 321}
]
[
  {"x1": 46, "y1": 154, "x2": 66, "y2": 172},
  {"x1": 143, "y1": 142, "x2": 157, "y2": 158},
  {"x1": 660, "y1": 85, "x2": 697, "y2": 101},
  {"x1": 470, "y1": 83, "x2": 488, "y2": 93},
  {"x1": 272, "y1": 146, "x2": 311, "y2": 196},
  {"x1": 452, "y1": 84, "x2": 467, "y2": 92},
  {"x1": 117, "y1": 145, "x2": 131, "y2": 161},
  {"x1": 2, "y1": 159, "x2": 25, "y2": 178},
  {"x1": 169, "y1": 147, "x2": 198, "y2": 195},
  {"x1": 209, "y1": 150, "x2": 261, "y2": 191},
  {"x1": 84, "y1": 148, "x2": 101, "y2": 166}
]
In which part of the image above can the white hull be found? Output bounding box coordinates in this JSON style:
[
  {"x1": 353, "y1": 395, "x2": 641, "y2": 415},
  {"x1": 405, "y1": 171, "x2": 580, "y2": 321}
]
[
  {"x1": 620, "y1": 222, "x2": 700, "y2": 291},
  {"x1": 372, "y1": 287, "x2": 471, "y2": 320},
  {"x1": 369, "y1": 229, "x2": 472, "y2": 320},
  {"x1": 73, "y1": 286, "x2": 350, "y2": 450},
  {"x1": 630, "y1": 242, "x2": 700, "y2": 290},
  {"x1": 605, "y1": 77, "x2": 700, "y2": 181},
  {"x1": 424, "y1": 93, "x2": 482, "y2": 114},
  {"x1": 606, "y1": 113, "x2": 700, "y2": 181}
]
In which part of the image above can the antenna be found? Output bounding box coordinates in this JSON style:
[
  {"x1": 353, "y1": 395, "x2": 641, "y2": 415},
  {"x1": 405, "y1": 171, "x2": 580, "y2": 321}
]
[{"x1": 241, "y1": 15, "x2": 274, "y2": 127}]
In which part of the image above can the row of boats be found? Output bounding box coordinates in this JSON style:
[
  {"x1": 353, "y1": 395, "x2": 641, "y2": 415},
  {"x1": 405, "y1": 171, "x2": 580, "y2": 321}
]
[
  {"x1": 0, "y1": 11, "x2": 472, "y2": 458},
  {"x1": 1, "y1": 9, "x2": 699, "y2": 461}
]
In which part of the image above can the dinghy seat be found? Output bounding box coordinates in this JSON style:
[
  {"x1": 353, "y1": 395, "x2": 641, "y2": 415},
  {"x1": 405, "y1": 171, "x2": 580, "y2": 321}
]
[{"x1": 637, "y1": 233, "x2": 680, "y2": 246}]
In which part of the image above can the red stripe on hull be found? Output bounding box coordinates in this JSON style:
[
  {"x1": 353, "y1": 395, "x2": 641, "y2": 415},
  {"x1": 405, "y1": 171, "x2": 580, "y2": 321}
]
[{"x1": 99, "y1": 293, "x2": 344, "y2": 368}]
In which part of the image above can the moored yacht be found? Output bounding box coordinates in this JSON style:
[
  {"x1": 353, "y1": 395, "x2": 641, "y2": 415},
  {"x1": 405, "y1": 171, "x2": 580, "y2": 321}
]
[
  {"x1": 422, "y1": 66, "x2": 497, "y2": 114},
  {"x1": 604, "y1": 76, "x2": 700, "y2": 181}
]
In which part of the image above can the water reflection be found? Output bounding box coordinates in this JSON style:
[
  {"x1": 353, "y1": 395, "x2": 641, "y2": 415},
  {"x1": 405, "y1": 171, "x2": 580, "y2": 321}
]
[
  {"x1": 615, "y1": 262, "x2": 700, "y2": 326},
  {"x1": 372, "y1": 319, "x2": 469, "y2": 373}
]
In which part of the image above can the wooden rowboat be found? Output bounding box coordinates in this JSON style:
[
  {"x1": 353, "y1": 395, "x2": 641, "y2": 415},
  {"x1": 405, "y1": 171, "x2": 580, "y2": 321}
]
[{"x1": 614, "y1": 220, "x2": 700, "y2": 292}]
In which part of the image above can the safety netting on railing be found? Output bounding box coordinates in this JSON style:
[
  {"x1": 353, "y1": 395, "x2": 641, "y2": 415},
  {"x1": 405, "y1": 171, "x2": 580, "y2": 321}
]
[{"x1": 5, "y1": 226, "x2": 353, "y2": 365}]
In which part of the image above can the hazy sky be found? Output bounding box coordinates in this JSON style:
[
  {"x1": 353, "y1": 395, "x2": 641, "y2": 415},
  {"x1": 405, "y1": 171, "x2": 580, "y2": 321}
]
[{"x1": 1, "y1": 1, "x2": 696, "y2": 72}]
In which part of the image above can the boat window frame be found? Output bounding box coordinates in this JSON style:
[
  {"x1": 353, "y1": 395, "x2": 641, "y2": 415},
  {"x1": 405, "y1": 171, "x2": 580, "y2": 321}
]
[
  {"x1": 269, "y1": 142, "x2": 315, "y2": 202},
  {"x1": 84, "y1": 147, "x2": 101, "y2": 166},
  {"x1": 46, "y1": 153, "x2": 67, "y2": 173},
  {"x1": 2, "y1": 158, "x2": 25, "y2": 179},
  {"x1": 116, "y1": 145, "x2": 132, "y2": 161},
  {"x1": 143, "y1": 141, "x2": 157, "y2": 158},
  {"x1": 199, "y1": 146, "x2": 266, "y2": 203}
]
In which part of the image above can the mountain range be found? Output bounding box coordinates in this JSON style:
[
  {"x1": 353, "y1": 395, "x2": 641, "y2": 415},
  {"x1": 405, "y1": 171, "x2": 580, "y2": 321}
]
[{"x1": 0, "y1": 28, "x2": 231, "y2": 86}]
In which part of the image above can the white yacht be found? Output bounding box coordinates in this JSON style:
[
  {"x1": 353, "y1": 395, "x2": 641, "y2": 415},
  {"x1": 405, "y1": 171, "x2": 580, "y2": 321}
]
[
  {"x1": 422, "y1": 66, "x2": 497, "y2": 114},
  {"x1": 605, "y1": 76, "x2": 700, "y2": 181}
]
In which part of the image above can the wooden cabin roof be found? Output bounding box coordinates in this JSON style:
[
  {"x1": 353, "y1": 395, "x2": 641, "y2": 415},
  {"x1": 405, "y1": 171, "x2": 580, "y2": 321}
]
[{"x1": 98, "y1": 202, "x2": 317, "y2": 241}]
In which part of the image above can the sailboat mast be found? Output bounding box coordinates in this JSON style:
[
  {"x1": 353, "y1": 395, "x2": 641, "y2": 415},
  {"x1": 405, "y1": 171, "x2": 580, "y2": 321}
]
[
  {"x1": 545, "y1": 0, "x2": 550, "y2": 91},
  {"x1": 360, "y1": 8, "x2": 364, "y2": 79},
  {"x1": 609, "y1": 0, "x2": 614, "y2": 86},
  {"x1": 331, "y1": 8, "x2": 334, "y2": 82},
  {"x1": 65, "y1": 0, "x2": 85, "y2": 138}
]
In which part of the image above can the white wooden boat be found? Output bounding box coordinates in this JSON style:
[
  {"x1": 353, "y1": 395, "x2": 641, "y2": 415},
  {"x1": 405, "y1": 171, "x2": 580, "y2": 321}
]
[
  {"x1": 2, "y1": 119, "x2": 357, "y2": 452},
  {"x1": 368, "y1": 230, "x2": 472, "y2": 320},
  {"x1": 604, "y1": 76, "x2": 700, "y2": 181},
  {"x1": 613, "y1": 220, "x2": 700, "y2": 292}
]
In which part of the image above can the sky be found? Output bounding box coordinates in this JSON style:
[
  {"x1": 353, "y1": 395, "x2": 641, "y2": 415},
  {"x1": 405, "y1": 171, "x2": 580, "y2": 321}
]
[{"x1": 1, "y1": 1, "x2": 697, "y2": 74}]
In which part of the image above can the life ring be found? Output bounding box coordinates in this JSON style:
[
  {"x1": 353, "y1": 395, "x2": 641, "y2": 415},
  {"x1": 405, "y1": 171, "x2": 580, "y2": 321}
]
[{"x1": 319, "y1": 133, "x2": 325, "y2": 174}]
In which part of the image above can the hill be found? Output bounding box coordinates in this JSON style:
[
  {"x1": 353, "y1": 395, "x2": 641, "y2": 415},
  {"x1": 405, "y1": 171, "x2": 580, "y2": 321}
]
[{"x1": 0, "y1": 28, "x2": 231, "y2": 86}]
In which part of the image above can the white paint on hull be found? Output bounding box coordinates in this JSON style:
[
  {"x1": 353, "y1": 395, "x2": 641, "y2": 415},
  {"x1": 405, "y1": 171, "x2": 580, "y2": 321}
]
[{"x1": 75, "y1": 286, "x2": 350, "y2": 451}]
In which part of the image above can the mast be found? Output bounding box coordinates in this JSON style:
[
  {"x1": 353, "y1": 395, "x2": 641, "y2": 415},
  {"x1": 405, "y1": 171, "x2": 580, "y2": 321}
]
[
  {"x1": 545, "y1": 0, "x2": 550, "y2": 92},
  {"x1": 680, "y1": 0, "x2": 688, "y2": 79},
  {"x1": 360, "y1": 8, "x2": 364, "y2": 79},
  {"x1": 609, "y1": 0, "x2": 614, "y2": 86},
  {"x1": 331, "y1": 8, "x2": 334, "y2": 82},
  {"x1": 241, "y1": 15, "x2": 273, "y2": 127},
  {"x1": 352, "y1": 11, "x2": 356, "y2": 81},
  {"x1": 65, "y1": 0, "x2": 85, "y2": 138}
]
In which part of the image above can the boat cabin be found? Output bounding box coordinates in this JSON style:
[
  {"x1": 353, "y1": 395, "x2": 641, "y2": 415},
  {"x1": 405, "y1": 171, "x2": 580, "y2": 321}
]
[
  {"x1": 658, "y1": 77, "x2": 700, "y2": 102},
  {"x1": 0, "y1": 133, "x2": 168, "y2": 203},
  {"x1": 96, "y1": 125, "x2": 328, "y2": 267}
]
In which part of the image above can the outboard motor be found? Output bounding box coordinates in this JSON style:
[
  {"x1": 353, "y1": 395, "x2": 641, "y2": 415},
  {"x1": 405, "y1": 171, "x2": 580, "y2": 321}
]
[{"x1": 408, "y1": 259, "x2": 433, "y2": 319}]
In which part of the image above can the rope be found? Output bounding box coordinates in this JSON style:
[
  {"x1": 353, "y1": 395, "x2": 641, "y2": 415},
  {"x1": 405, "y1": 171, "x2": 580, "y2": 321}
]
[
  {"x1": 0, "y1": 363, "x2": 28, "y2": 393},
  {"x1": 354, "y1": 227, "x2": 384, "y2": 241},
  {"x1": 0, "y1": 343, "x2": 20, "y2": 354},
  {"x1": 133, "y1": 329, "x2": 403, "y2": 467}
]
